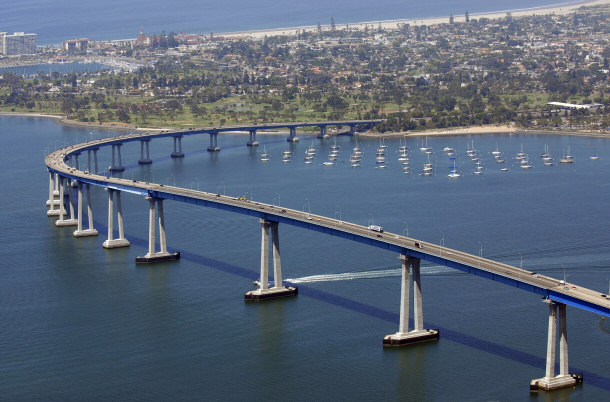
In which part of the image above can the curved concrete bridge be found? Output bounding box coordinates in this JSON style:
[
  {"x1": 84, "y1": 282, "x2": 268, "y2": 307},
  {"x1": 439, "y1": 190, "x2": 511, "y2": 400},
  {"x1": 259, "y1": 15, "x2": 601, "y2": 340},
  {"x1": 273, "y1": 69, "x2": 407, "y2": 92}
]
[{"x1": 44, "y1": 122, "x2": 609, "y2": 392}]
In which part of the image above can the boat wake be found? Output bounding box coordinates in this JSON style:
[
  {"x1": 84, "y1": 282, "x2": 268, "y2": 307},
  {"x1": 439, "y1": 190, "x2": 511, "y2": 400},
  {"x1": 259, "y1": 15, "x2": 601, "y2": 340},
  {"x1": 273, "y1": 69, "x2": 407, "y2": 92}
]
[{"x1": 285, "y1": 265, "x2": 456, "y2": 284}]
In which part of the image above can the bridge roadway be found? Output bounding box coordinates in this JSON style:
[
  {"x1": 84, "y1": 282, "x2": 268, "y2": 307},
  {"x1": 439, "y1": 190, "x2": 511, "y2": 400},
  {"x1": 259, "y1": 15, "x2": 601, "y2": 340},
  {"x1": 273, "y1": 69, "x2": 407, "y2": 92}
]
[
  {"x1": 63, "y1": 119, "x2": 384, "y2": 148},
  {"x1": 45, "y1": 133, "x2": 610, "y2": 318}
]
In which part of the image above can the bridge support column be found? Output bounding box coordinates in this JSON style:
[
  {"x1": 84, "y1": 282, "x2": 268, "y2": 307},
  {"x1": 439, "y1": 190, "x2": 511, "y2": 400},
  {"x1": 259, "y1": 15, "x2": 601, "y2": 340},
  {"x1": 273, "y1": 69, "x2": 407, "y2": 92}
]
[
  {"x1": 286, "y1": 127, "x2": 299, "y2": 142},
  {"x1": 109, "y1": 144, "x2": 125, "y2": 172},
  {"x1": 247, "y1": 129, "x2": 259, "y2": 146},
  {"x1": 102, "y1": 189, "x2": 130, "y2": 248},
  {"x1": 71, "y1": 153, "x2": 80, "y2": 187},
  {"x1": 245, "y1": 219, "x2": 297, "y2": 301},
  {"x1": 55, "y1": 177, "x2": 78, "y2": 227},
  {"x1": 383, "y1": 255, "x2": 439, "y2": 346},
  {"x1": 136, "y1": 197, "x2": 180, "y2": 263},
  {"x1": 91, "y1": 148, "x2": 99, "y2": 173},
  {"x1": 348, "y1": 125, "x2": 357, "y2": 136},
  {"x1": 207, "y1": 131, "x2": 220, "y2": 152},
  {"x1": 138, "y1": 139, "x2": 152, "y2": 164},
  {"x1": 171, "y1": 136, "x2": 184, "y2": 158},
  {"x1": 73, "y1": 182, "x2": 98, "y2": 237},
  {"x1": 530, "y1": 301, "x2": 582, "y2": 391},
  {"x1": 317, "y1": 125, "x2": 329, "y2": 139},
  {"x1": 46, "y1": 172, "x2": 61, "y2": 211}
]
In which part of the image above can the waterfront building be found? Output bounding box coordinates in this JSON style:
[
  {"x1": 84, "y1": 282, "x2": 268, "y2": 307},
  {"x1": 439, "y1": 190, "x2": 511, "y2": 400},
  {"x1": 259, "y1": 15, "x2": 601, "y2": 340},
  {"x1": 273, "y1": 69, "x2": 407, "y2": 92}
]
[
  {"x1": 0, "y1": 32, "x2": 37, "y2": 56},
  {"x1": 62, "y1": 38, "x2": 90, "y2": 52}
]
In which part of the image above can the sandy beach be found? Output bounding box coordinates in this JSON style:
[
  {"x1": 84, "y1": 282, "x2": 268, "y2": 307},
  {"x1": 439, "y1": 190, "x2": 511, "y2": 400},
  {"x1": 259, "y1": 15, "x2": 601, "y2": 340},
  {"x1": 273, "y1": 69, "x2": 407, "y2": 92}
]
[{"x1": 220, "y1": 0, "x2": 609, "y2": 39}]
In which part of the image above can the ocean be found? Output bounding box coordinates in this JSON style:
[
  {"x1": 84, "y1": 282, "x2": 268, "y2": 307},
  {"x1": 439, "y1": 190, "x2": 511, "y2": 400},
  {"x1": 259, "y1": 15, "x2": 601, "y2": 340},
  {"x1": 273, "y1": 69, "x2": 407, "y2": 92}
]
[
  {"x1": 3, "y1": 0, "x2": 589, "y2": 45},
  {"x1": 0, "y1": 115, "x2": 609, "y2": 400}
]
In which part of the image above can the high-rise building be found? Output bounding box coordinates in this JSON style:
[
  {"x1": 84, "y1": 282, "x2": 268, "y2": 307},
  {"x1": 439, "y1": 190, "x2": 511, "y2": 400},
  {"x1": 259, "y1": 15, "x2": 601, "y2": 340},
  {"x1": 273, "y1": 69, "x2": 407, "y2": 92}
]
[{"x1": 0, "y1": 32, "x2": 37, "y2": 56}]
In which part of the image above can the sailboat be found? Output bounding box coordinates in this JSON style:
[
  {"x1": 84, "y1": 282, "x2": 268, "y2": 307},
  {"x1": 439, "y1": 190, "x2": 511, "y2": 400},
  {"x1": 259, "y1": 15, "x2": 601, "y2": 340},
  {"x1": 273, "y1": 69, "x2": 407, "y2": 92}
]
[
  {"x1": 260, "y1": 146, "x2": 270, "y2": 161},
  {"x1": 516, "y1": 144, "x2": 526, "y2": 160},
  {"x1": 474, "y1": 161, "x2": 483, "y2": 175},
  {"x1": 448, "y1": 162, "x2": 460, "y2": 178},
  {"x1": 398, "y1": 136, "x2": 408, "y2": 153},
  {"x1": 330, "y1": 136, "x2": 340, "y2": 151},
  {"x1": 492, "y1": 144, "x2": 501, "y2": 156},
  {"x1": 559, "y1": 147, "x2": 573, "y2": 163},
  {"x1": 466, "y1": 140, "x2": 476, "y2": 158},
  {"x1": 422, "y1": 154, "x2": 433, "y2": 175},
  {"x1": 419, "y1": 137, "x2": 430, "y2": 152}
]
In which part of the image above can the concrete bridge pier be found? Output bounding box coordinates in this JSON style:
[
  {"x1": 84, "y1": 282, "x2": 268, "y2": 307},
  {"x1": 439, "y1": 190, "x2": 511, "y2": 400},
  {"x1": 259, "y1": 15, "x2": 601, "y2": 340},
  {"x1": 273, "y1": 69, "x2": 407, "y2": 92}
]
[
  {"x1": 138, "y1": 139, "x2": 152, "y2": 164},
  {"x1": 171, "y1": 136, "x2": 184, "y2": 158},
  {"x1": 109, "y1": 144, "x2": 125, "y2": 172},
  {"x1": 71, "y1": 153, "x2": 81, "y2": 187},
  {"x1": 317, "y1": 125, "x2": 329, "y2": 139},
  {"x1": 246, "y1": 129, "x2": 259, "y2": 146},
  {"x1": 46, "y1": 172, "x2": 61, "y2": 210},
  {"x1": 73, "y1": 182, "x2": 98, "y2": 237},
  {"x1": 286, "y1": 127, "x2": 299, "y2": 142},
  {"x1": 53, "y1": 173, "x2": 60, "y2": 197},
  {"x1": 207, "y1": 131, "x2": 220, "y2": 152},
  {"x1": 383, "y1": 255, "x2": 439, "y2": 346},
  {"x1": 347, "y1": 125, "x2": 357, "y2": 136},
  {"x1": 530, "y1": 301, "x2": 582, "y2": 391},
  {"x1": 55, "y1": 177, "x2": 78, "y2": 227},
  {"x1": 102, "y1": 189, "x2": 130, "y2": 248},
  {"x1": 87, "y1": 148, "x2": 99, "y2": 174},
  {"x1": 136, "y1": 197, "x2": 180, "y2": 263},
  {"x1": 245, "y1": 219, "x2": 297, "y2": 301}
]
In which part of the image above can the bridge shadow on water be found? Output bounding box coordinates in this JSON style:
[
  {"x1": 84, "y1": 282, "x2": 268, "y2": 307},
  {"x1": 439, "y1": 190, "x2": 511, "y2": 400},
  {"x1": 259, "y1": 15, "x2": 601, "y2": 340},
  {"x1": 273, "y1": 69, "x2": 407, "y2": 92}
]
[{"x1": 87, "y1": 218, "x2": 610, "y2": 392}]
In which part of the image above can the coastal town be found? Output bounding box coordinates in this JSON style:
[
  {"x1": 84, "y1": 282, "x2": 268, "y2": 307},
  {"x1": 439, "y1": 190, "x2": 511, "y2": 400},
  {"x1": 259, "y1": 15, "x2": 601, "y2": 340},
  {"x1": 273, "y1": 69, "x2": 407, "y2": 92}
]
[{"x1": 2, "y1": 1, "x2": 610, "y2": 134}]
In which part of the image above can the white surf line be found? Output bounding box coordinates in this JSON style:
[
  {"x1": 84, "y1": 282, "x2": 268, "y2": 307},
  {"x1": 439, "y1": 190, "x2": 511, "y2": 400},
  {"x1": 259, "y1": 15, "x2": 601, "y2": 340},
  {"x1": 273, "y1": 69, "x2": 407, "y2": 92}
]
[{"x1": 285, "y1": 266, "x2": 457, "y2": 284}]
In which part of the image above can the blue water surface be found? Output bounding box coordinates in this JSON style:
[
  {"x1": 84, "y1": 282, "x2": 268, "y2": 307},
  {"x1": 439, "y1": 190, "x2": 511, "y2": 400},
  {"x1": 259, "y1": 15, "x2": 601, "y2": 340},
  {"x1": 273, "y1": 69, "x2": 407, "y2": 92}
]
[{"x1": 0, "y1": 115, "x2": 609, "y2": 400}]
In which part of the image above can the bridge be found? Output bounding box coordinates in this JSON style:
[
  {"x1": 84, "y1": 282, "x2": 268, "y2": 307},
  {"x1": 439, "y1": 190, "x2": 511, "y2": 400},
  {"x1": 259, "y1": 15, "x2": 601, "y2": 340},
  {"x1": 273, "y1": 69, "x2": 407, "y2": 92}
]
[{"x1": 44, "y1": 121, "x2": 610, "y2": 392}]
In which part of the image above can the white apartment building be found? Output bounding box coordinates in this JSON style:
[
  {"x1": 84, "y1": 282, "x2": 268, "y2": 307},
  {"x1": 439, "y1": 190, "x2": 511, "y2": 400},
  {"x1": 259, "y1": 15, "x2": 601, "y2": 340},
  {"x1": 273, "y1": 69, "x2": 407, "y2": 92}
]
[{"x1": 0, "y1": 32, "x2": 37, "y2": 56}]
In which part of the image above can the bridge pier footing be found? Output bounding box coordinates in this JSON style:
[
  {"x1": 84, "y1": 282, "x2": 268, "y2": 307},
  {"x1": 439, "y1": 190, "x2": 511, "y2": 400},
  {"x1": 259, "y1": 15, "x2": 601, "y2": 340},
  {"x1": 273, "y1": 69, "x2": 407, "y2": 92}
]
[
  {"x1": 102, "y1": 189, "x2": 130, "y2": 248},
  {"x1": 73, "y1": 182, "x2": 98, "y2": 237},
  {"x1": 207, "y1": 131, "x2": 221, "y2": 152},
  {"x1": 317, "y1": 126, "x2": 329, "y2": 139},
  {"x1": 109, "y1": 144, "x2": 125, "y2": 172},
  {"x1": 136, "y1": 197, "x2": 180, "y2": 263},
  {"x1": 383, "y1": 255, "x2": 439, "y2": 347},
  {"x1": 530, "y1": 300, "x2": 582, "y2": 392},
  {"x1": 246, "y1": 130, "x2": 259, "y2": 146},
  {"x1": 245, "y1": 219, "x2": 297, "y2": 301},
  {"x1": 55, "y1": 177, "x2": 78, "y2": 227},
  {"x1": 286, "y1": 127, "x2": 299, "y2": 143},
  {"x1": 46, "y1": 172, "x2": 61, "y2": 211},
  {"x1": 138, "y1": 139, "x2": 153, "y2": 164},
  {"x1": 171, "y1": 136, "x2": 184, "y2": 158}
]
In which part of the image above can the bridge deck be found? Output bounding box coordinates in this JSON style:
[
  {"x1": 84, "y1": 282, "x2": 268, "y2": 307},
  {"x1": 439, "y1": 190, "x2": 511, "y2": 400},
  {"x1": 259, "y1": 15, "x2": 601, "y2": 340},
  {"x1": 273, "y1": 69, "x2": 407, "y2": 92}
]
[{"x1": 45, "y1": 127, "x2": 610, "y2": 317}]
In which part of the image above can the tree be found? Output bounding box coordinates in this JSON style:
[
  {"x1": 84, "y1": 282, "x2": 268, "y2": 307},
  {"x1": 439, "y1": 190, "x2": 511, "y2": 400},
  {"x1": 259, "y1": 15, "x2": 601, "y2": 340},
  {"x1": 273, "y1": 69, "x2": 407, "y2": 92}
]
[{"x1": 116, "y1": 107, "x2": 131, "y2": 123}]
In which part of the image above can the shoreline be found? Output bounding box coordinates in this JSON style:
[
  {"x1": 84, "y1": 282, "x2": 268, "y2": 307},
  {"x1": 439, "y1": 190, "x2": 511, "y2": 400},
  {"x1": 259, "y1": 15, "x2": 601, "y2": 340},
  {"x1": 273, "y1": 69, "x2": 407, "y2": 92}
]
[
  {"x1": 220, "y1": 0, "x2": 608, "y2": 39},
  {"x1": 2, "y1": 112, "x2": 609, "y2": 139}
]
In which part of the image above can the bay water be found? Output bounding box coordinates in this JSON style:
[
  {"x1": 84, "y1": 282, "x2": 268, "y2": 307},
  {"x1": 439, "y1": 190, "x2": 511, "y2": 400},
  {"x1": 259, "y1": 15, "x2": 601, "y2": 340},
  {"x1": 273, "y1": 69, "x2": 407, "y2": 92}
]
[{"x1": 1, "y1": 115, "x2": 609, "y2": 400}]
